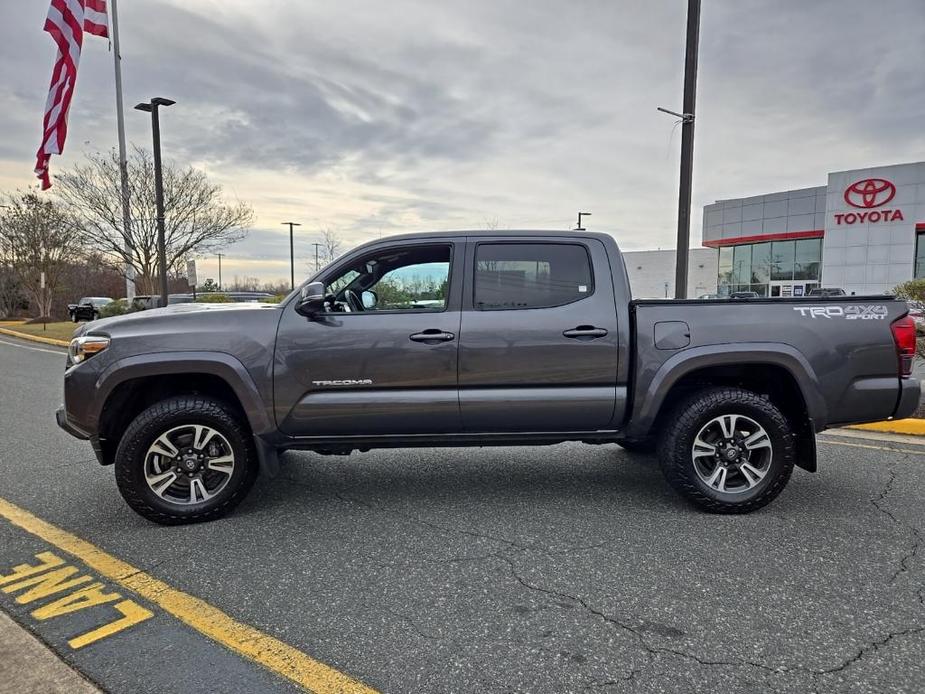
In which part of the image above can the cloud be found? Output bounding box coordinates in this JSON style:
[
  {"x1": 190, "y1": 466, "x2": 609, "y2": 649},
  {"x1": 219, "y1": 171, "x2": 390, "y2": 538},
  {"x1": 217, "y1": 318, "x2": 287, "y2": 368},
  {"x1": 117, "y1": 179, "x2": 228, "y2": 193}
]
[{"x1": 1, "y1": 0, "x2": 923, "y2": 280}]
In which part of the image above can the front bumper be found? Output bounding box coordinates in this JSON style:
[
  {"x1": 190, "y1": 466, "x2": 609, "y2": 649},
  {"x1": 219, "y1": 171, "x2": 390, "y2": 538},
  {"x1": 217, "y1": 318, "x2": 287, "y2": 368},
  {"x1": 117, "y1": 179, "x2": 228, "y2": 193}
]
[
  {"x1": 895, "y1": 378, "x2": 922, "y2": 420},
  {"x1": 55, "y1": 405, "x2": 89, "y2": 440}
]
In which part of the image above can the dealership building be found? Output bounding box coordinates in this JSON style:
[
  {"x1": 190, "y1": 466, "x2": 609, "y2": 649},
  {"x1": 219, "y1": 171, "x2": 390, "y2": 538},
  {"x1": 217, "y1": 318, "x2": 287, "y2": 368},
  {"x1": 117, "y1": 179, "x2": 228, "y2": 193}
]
[{"x1": 702, "y1": 161, "x2": 925, "y2": 297}]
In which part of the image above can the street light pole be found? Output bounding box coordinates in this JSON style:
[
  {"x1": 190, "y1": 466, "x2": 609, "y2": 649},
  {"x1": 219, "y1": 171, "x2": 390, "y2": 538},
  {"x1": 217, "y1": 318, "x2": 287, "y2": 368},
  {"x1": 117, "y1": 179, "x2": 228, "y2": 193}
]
[
  {"x1": 217, "y1": 253, "x2": 225, "y2": 290},
  {"x1": 312, "y1": 242, "x2": 322, "y2": 274},
  {"x1": 282, "y1": 222, "x2": 301, "y2": 290},
  {"x1": 575, "y1": 211, "x2": 592, "y2": 231},
  {"x1": 134, "y1": 97, "x2": 175, "y2": 307}
]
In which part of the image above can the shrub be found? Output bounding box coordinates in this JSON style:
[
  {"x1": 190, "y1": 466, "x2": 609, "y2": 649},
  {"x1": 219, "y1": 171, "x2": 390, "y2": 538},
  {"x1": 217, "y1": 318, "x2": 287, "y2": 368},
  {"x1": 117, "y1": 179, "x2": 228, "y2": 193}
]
[
  {"x1": 195, "y1": 293, "x2": 234, "y2": 303},
  {"x1": 99, "y1": 299, "x2": 132, "y2": 318},
  {"x1": 892, "y1": 279, "x2": 925, "y2": 302}
]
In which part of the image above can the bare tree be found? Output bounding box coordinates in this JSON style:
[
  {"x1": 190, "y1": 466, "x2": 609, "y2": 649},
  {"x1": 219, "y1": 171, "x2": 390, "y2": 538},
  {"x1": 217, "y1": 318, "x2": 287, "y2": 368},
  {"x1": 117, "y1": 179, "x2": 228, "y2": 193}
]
[
  {"x1": 321, "y1": 228, "x2": 342, "y2": 263},
  {"x1": 0, "y1": 194, "x2": 84, "y2": 318},
  {"x1": 54, "y1": 147, "x2": 254, "y2": 294}
]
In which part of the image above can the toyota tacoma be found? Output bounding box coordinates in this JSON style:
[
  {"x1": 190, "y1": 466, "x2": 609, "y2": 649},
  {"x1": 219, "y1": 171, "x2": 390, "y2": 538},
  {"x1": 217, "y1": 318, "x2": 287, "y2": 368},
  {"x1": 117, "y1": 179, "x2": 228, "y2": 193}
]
[{"x1": 56, "y1": 231, "x2": 920, "y2": 524}]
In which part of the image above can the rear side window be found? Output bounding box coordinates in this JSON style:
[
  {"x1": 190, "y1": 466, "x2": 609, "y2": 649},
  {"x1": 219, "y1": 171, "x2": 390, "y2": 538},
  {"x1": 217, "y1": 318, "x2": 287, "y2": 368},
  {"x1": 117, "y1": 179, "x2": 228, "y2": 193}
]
[{"x1": 474, "y1": 243, "x2": 593, "y2": 310}]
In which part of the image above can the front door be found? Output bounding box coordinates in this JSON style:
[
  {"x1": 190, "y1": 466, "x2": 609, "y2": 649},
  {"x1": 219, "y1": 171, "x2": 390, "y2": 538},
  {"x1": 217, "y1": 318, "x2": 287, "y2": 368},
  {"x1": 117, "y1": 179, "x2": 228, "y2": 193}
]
[
  {"x1": 458, "y1": 237, "x2": 620, "y2": 432},
  {"x1": 274, "y1": 240, "x2": 463, "y2": 436}
]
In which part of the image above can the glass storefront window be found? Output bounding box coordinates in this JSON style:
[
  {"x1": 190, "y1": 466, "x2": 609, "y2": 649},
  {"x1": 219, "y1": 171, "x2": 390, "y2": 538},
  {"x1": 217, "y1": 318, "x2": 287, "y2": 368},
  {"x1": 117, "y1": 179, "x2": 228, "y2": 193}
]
[
  {"x1": 794, "y1": 238, "x2": 822, "y2": 281},
  {"x1": 770, "y1": 241, "x2": 795, "y2": 281},
  {"x1": 732, "y1": 245, "x2": 751, "y2": 285},
  {"x1": 751, "y1": 243, "x2": 771, "y2": 284},
  {"x1": 718, "y1": 247, "x2": 733, "y2": 286},
  {"x1": 717, "y1": 237, "x2": 822, "y2": 297},
  {"x1": 916, "y1": 232, "x2": 925, "y2": 279}
]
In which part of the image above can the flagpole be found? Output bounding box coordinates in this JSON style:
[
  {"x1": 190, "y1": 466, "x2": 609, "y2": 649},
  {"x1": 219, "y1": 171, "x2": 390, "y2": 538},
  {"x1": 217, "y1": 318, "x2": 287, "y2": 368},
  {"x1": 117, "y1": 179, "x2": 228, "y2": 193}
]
[{"x1": 109, "y1": 0, "x2": 135, "y2": 300}]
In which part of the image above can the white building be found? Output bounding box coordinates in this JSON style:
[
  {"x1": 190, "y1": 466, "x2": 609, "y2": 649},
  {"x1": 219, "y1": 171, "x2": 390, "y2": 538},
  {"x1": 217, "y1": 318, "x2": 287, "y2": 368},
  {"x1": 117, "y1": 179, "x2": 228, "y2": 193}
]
[
  {"x1": 623, "y1": 249, "x2": 718, "y2": 298},
  {"x1": 702, "y1": 161, "x2": 925, "y2": 297}
]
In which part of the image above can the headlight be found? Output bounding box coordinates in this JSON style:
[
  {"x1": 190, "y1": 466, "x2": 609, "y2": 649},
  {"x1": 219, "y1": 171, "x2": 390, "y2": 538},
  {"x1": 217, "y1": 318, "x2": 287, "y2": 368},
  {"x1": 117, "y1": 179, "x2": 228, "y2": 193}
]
[{"x1": 68, "y1": 335, "x2": 110, "y2": 364}]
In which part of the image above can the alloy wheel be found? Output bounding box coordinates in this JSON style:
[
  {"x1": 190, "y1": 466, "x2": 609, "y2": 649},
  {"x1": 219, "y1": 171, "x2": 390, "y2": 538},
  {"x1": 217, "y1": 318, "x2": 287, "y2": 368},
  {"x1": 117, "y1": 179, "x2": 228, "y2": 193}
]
[
  {"x1": 144, "y1": 424, "x2": 235, "y2": 505},
  {"x1": 691, "y1": 414, "x2": 772, "y2": 494}
]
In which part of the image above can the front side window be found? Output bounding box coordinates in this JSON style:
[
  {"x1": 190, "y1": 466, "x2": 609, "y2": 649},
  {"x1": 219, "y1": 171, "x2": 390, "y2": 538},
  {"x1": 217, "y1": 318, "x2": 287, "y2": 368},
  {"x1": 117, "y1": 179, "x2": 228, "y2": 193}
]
[
  {"x1": 323, "y1": 245, "x2": 451, "y2": 313},
  {"x1": 474, "y1": 243, "x2": 593, "y2": 310}
]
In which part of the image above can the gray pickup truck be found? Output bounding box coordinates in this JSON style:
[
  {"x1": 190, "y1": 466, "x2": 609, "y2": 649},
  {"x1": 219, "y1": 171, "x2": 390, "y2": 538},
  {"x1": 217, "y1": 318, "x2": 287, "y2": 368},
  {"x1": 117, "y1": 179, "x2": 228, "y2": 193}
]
[{"x1": 57, "y1": 231, "x2": 920, "y2": 524}]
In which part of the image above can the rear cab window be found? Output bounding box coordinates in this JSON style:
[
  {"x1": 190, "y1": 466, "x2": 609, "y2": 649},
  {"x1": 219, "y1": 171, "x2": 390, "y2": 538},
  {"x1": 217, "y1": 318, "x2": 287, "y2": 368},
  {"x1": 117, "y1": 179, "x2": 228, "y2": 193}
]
[{"x1": 474, "y1": 242, "x2": 594, "y2": 310}]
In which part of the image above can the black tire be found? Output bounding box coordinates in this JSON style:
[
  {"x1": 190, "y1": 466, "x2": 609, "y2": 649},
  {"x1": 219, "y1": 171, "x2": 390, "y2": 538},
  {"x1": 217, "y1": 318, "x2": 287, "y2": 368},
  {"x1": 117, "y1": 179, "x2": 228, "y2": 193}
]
[
  {"x1": 657, "y1": 387, "x2": 794, "y2": 514},
  {"x1": 615, "y1": 438, "x2": 656, "y2": 454},
  {"x1": 114, "y1": 396, "x2": 258, "y2": 525}
]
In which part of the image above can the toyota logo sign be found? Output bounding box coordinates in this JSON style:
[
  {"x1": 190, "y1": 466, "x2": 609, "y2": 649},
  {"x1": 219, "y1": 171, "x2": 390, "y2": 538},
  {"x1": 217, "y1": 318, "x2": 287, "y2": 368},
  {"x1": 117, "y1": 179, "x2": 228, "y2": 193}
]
[{"x1": 843, "y1": 178, "x2": 896, "y2": 209}]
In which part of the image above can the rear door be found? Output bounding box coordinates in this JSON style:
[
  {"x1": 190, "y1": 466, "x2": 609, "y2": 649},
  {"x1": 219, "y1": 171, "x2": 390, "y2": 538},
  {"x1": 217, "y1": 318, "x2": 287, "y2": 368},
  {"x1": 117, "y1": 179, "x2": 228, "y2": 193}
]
[
  {"x1": 458, "y1": 236, "x2": 620, "y2": 431},
  {"x1": 274, "y1": 238, "x2": 464, "y2": 436}
]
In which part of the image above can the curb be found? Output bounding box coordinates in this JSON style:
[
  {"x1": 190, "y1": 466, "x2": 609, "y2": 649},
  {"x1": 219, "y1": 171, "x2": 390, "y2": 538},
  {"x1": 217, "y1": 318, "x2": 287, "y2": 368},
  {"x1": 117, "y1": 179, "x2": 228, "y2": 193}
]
[
  {"x1": 0, "y1": 327, "x2": 70, "y2": 348},
  {"x1": 847, "y1": 419, "x2": 925, "y2": 436}
]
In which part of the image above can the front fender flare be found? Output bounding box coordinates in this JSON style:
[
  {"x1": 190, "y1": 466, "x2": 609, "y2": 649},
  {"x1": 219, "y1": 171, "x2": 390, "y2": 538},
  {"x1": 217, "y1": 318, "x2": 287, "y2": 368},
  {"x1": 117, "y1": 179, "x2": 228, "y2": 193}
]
[{"x1": 93, "y1": 351, "x2": 275, "y2": 437}]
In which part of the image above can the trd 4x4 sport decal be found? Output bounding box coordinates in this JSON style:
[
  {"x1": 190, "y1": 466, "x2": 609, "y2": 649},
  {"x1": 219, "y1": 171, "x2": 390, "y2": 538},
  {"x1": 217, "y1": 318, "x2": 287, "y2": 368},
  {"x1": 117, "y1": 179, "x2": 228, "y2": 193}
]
[{"x1": 792, "y1": 305, "x2": 888, "y2": 320}]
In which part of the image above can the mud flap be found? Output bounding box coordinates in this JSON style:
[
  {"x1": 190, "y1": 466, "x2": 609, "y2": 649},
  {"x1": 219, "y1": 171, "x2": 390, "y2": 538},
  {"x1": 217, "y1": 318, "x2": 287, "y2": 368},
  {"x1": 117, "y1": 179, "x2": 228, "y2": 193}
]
[
  {"x1": 794, "y1": 417, "x2": 817, "y2": 472},
  {"x1": 253, "y1": 436, "x2": 280, "y2": 477}
]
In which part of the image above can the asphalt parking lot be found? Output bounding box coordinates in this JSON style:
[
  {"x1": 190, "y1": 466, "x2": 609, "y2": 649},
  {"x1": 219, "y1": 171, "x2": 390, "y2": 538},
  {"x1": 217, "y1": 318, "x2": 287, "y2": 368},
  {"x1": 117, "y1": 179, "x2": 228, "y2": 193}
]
[{"x1": 1, "y1": 335, "x2": 923, "y2": 694}]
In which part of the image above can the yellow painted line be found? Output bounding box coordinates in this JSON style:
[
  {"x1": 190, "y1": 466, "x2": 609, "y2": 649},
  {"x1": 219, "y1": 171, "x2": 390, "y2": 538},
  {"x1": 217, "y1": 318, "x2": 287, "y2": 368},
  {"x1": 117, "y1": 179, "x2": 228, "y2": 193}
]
[
  {"x1": 0, "y1": 497, "x2": 379, "y2": 694},
  {"x1": 847, "y1": 419, "x2": 925, "y2": 436},
  {"x1": 0, "y1": 328, "x2": 70, "y2": 347}
]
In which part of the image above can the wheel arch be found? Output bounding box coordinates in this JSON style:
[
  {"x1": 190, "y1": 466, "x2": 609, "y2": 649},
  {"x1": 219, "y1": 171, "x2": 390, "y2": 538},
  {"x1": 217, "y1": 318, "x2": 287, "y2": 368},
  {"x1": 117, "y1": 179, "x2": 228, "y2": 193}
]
[
  {"x1": 627, "y1": 345, "x2": 823, "y2": 472},
  {"x1": 93, "y1": 352, "x2": 275, "y2": 470}
]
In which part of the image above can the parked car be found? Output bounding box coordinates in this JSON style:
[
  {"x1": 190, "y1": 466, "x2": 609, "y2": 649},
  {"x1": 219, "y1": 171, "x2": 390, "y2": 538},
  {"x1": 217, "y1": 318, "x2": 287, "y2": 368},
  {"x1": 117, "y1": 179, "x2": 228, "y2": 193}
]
[
  {"x1": 67, "y1": 297, "x2": 113, "y2": 322},
  {"x1": 57, "y1": 230, "x2": 919, "y2": 524},
  {"x1": 729, "y1": 291, "x2": 760, "y2": 298},
  {"x1": 808, "y1": 287, "x2": 847, "y2": 297}
]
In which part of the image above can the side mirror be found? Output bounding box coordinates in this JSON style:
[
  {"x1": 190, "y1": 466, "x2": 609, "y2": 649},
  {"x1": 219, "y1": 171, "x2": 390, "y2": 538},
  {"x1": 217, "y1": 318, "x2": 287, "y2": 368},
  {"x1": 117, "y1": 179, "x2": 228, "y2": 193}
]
[
  {"x1": 361, "y1": 290, "x2": 378, "y2": 310},
  {"x1": 295, "y1": 282, "x2": 326, "y2": 318}
]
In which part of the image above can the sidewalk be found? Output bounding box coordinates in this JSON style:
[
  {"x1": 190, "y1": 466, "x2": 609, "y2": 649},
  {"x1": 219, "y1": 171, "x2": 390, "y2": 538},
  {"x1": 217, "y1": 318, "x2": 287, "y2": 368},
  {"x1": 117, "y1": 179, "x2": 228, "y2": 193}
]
[{"x1": 0, "y1": 610, "x2": 100, "y2": 694}]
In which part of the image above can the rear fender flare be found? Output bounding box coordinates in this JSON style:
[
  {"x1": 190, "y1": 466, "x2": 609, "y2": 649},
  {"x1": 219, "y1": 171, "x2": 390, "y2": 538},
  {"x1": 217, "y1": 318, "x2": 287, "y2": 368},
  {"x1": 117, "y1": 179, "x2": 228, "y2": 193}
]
[{"x1": 626, "y1": 343, "x2": 826, "y2": 440}]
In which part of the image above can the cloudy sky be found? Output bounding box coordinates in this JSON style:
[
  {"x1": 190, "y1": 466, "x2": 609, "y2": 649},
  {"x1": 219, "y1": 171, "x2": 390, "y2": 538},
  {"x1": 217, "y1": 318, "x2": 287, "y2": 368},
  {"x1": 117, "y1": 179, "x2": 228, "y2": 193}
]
[{"x1": 2, "y1": 0, "x2": 923, "y2": 284}]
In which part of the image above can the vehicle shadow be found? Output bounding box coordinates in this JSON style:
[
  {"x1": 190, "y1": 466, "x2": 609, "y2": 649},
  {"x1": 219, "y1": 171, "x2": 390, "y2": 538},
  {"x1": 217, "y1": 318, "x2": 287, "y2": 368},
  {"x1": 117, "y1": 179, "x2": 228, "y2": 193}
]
[{"x1": 245, "y1": 444, "x2": 687, "y2": 516}]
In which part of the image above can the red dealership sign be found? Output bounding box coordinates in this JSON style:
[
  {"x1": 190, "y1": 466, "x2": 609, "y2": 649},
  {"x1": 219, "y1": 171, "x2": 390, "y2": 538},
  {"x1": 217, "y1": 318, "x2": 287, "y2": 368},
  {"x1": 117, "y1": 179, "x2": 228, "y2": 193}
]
[{"x1": 835, "y1": 178, "x2": 903, "y2": 225}]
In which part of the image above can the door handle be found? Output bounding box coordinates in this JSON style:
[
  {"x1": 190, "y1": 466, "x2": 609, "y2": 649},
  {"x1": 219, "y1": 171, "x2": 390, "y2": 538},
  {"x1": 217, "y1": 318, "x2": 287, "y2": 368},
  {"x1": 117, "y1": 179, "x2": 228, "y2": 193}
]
[
  {"x1": 563, "y1": 326, "x2": 608, "y2": 339},
  {"x1": 409, "y1": 329, "x2": 455, "y2": 344}
]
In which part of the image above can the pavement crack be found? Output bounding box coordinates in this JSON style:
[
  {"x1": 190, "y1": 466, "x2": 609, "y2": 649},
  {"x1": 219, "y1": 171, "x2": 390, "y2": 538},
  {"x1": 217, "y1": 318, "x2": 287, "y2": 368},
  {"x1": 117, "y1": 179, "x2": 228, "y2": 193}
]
[
  {"x1": 495, "y1": 553, "x2": 782, "y2": 676},
  {"x1": 813, "y1": 626, "x2": 925, "y2": 677},
  {"x1": 869, "y1": 461, "x2": 923, "y2": 586},
  {"x1": 870, "y1": 467, "x2": 900, "y2": 524}
]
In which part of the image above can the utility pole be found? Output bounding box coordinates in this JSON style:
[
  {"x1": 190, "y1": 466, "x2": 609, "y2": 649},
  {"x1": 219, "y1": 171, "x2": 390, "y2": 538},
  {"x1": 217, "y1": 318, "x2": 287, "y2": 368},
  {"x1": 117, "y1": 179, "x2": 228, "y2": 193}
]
[
  {"x1": 575, "y1": 212, "x2": 592, "y2": 231},
  {"x1": 134, "y1": 97, "x2": 175, "y2": 308},
  {"x1": 217, "y1": 253, "x2": 225, "y2": 290},
  {"x1": 312, "y1": 242, "x2": 322, "y2": 273},
  {"x1": 662, "y1": 0, "x2": 701, "y2": 299},
  {"x1": 282, "y1": 222, "x2": 301, "y2": 290}
]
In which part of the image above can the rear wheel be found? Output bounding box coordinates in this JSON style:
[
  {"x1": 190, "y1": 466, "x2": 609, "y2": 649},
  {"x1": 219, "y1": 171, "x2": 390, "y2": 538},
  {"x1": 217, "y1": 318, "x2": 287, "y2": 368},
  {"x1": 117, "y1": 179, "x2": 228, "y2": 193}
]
[
  {"x1": 657, "y1": 387, "x2": 794, "y2": 513},
  {"x1": 114, "y1": 396, "x2": 257, "y2": 525}
]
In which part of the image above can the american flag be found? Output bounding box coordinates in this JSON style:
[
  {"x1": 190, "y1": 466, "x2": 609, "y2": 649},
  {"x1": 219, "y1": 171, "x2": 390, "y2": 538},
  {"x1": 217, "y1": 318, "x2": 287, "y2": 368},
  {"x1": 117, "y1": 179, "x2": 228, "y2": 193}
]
[{"x1": 35, "y1": 0, "x2": 109, "y2": 190}]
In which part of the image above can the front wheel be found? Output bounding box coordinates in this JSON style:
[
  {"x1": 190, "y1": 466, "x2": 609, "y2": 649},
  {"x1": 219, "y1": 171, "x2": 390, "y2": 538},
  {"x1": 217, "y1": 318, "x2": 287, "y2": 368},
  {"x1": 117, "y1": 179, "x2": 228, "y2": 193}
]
[
  {"x1": 114, "y1": 396, "x2": 258, "y2": 524},
  {"x1": 657, "y1": 387, "x2": 794, "y2": 514}
]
